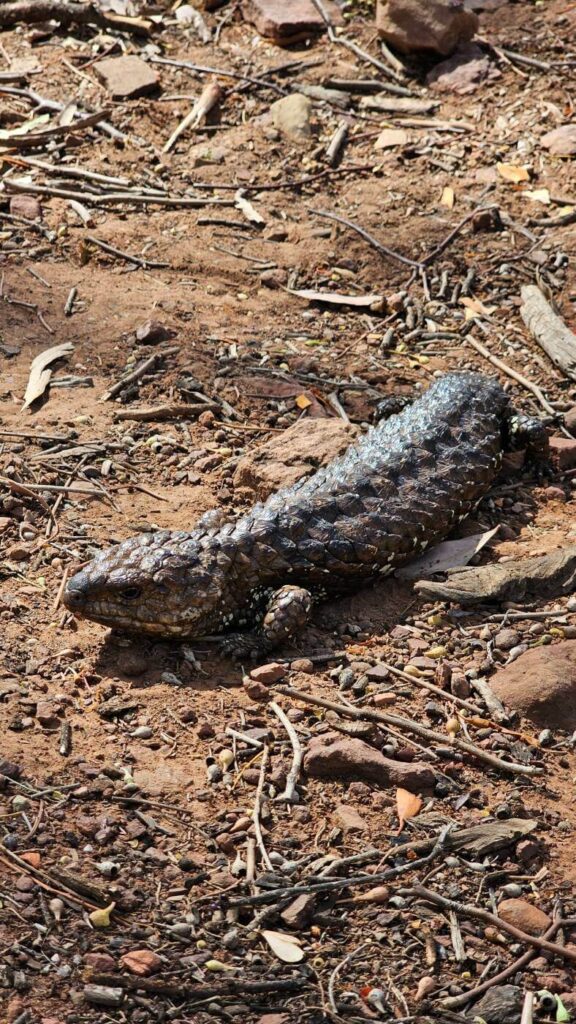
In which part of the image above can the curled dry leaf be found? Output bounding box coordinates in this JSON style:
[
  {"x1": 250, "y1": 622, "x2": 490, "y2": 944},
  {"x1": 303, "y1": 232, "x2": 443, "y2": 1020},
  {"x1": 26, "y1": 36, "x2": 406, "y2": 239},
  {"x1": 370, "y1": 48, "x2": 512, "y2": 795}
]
[
  {"x1": 261, "y1": 929, "x2": 304, "y2": 963},
  {"x1": 396, "y1": 788, "x2": 423, "y2": 831},
  {"x1": 22, "y1": 342, "x2": 74, "y2": 410},
  {"x1": 497, "y1": 162, "x2": 530, "y2": 183}
]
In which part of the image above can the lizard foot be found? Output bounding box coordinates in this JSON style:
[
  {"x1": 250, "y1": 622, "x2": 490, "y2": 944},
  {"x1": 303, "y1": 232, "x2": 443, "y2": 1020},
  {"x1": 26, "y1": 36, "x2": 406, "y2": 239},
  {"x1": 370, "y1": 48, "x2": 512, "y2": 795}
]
[{"x1": 220, "y1": 585, "x2": 313, "y2": 661}]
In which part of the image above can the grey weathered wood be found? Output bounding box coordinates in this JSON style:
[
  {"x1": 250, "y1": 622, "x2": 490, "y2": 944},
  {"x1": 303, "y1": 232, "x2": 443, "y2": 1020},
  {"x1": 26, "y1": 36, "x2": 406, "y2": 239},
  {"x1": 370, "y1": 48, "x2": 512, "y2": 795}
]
[{"x1": 520, "y1": 284, "x2": 576, "y2": 380}]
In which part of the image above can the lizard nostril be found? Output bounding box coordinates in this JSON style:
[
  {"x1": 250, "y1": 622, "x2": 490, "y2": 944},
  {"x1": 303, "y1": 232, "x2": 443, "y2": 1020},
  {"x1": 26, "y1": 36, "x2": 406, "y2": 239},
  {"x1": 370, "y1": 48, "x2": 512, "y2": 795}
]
[{"x1": 63, "y1": 573, "x2": 89, "y2": 611}]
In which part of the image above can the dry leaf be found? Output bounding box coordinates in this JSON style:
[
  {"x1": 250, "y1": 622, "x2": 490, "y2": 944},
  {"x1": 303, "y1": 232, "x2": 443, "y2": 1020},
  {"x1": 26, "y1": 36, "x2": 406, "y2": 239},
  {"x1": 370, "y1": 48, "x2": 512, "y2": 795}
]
[
  {"x1": 22, "y1": 342, "x2": 74, "y2": 410},
  {"x1": 163, "y1": 81, "x2": 223, "y2": 154},
  {"x1": 396, "y1": 788, "x2": 422, "y2": 831},
  {"x1": 89, "y1": 901, "x2": 115, "y2": 928},
  {"x1": 440, "y1": 186, "x2": 455, "y2": 209},
  {"x1": 290, "y1": 289, "x2": 384, "y2": 308},
  {"x1": 261, "y1": 930, "x2": 304, "y2": 963},
  {"x1": 295, "y1": 394, "x2": 312, "y2": 410},
  {"x1": 497, "y1": 162, "x2": 530, "y2": 183},
  {"x1": 396, "y1": 526, "x2": 500, "y2": 580},
  {"x1": 522, "y1": 188, "x2": 551, "y2": 204},
  {"x1": 374, "y1": 128, "x2": 408, "y2": 150},
  {"x1": 460, "y1": 296, "x2": 497, "y2": 320}
]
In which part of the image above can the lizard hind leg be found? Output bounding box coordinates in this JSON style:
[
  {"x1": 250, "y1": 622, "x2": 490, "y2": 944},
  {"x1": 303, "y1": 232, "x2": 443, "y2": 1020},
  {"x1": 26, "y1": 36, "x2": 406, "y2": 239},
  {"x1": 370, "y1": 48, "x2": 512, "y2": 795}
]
[{"x1": 220, "y1": 585, "x2": 313, "y2": 660}]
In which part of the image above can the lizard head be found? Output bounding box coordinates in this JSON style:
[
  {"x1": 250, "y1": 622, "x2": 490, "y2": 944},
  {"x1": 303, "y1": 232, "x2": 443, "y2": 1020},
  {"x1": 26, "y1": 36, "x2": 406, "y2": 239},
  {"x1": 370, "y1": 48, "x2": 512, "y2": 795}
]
[{"x1": 63, "y1": 530, "x2": 229, "y2": 637}]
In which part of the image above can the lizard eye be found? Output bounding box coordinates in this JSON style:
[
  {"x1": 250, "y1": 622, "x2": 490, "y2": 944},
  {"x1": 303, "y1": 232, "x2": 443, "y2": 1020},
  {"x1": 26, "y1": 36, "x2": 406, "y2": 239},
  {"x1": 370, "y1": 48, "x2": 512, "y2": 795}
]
[{"x1": 120, "y1": 586, "x2": 142, "y2": 601}]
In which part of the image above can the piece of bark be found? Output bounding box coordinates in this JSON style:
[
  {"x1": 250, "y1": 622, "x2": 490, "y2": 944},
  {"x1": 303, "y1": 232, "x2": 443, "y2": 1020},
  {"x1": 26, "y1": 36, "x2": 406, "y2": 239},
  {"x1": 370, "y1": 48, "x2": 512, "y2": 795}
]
[
  {"x1": 520, "y1": 284, "x2": 576, "y2": 381},
  {"x1": 22, "y1": 342, "x2": 74, "y2": 409},
  {"x1": 415, "y1": 545, "x2": 576, "y2": 603}
]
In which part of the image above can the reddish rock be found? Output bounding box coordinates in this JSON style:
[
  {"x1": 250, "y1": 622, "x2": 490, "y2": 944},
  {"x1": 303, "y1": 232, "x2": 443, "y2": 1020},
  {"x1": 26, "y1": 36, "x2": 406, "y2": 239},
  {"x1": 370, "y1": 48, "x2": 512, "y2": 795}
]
[
  {"x1": 376, "y1": 0, "x2": 478, "y2": 56},
  {"x1": 290, "y1": 658, "x2": 314, "y2": 673},
  {"x1": 304, "y1": 733, "x2": 435, "y2": 793},
  {"x1": 280, "y1": 893, "x2": 316, "y2": 928},
  {"x1": 241, "y1": 0, "x2": 343, "y2": 44},
  {"x1": 10, "y1": 194, "x2": 42, "y2": 220},
  {"x1": 233, "y1": 419, "x2": 358, "y2": 500},
  {"x1": 335, "y1": 803, "x2": 367, "y2": 832},
  {"x1": 95, "y1": 56, "x2": 159, "y2": 100},
  {"x1": 543, "y1": 485, "x2": 567, "y2": 502},
  {"x1": 516, "y1": 837, "x2": 546, "y2": 867},
  {"x1": 490, "y1": 642, "x2": 576, "y2": 729},
  {"x1": 120, "y1": 949, "x2": 163, "y2": 976},
  {"x1": 550, "y1": 436, "x2": 576, "y2": 470},
  {"x1": 249, "y1": 662, "x2": 287, "y2": 685},
  {"x1": 257, "y1": 1016, "x2": 289, "y2": 1024},
  {"x1": 84, "y1": 952, "x2": 117, "y2": 972},
  {"x1": 365, "y1": 663, "x2": 390, "y2": 682},
  {"x1": 35, "y1": 701, "x2": 62, "y2": 730},
  {"x1": 135, "y1": 319, "x2": 173, "y2": 345},
  {"x1": 373, "y1": 692, "x2": 397, "y2": 707},
  {"x1": 541, "y1": 124, "x2": 576, "y2": 157},
  {"x1": 243, "y1": 677, "x2": 270, "y2": 702},
  {"x1": 497, "y1": 898, "x2": 551, "y2": 936},
  {"x1": 427, "y1": 43, "x2": 495, "y2": 94}
]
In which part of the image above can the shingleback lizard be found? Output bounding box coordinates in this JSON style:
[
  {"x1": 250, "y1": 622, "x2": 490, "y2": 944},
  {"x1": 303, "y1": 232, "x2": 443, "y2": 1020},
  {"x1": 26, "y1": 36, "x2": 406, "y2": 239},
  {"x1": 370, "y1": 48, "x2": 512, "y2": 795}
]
[{"x1": 63, "y1": 372, "x2": 548, "y2": 656}]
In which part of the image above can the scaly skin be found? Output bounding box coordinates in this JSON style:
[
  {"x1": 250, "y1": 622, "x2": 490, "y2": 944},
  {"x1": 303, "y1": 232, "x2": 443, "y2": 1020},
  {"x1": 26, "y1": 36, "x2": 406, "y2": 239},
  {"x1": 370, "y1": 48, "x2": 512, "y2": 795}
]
[{"x1": 63, "y1": 372, "x2": 548, "y2": 654}]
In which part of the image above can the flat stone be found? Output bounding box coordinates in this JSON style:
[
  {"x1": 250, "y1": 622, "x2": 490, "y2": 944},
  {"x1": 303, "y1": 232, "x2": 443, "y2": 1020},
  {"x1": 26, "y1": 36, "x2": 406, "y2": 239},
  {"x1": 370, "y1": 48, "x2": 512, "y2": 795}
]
[
  {"x1": 280, "y1": 893, "x2": 316, "y2": 928},
  {"x1": 243, "y1": 678, "x2": 270, "y2": 702},
  {"x1": 497, "y1": 898, "x2": 551, "y2": 936},
  {"x1": 10, "y1": 195, "x2": 42, "y2": 220},
  {"x1": 120, "y1": 949, "x2": 163, "y2": 976},
  {"x1": 242, "y1": 0, "x2": 343, "y2": 44},
  {"x1": 134, "y1": 764, "x2": 194, "y2": 796},
  {"x1": 304, "y1": 733, "x2": 435, "y2": 793},
  {"x1": 377, "y1": 0, "x2": 478, "y2": 56},
  {"x1": 550, "y1": 436, "x2": 576, "y2": 470},
  {"x1": 335, "y1": 803, "x2": 368, "y2": 832},
  {"x1": 541, "y1": 124, "x2": 576, "y2": 157},
  {"x1": 84, "y1": 953, "x2": 116, "y2": 972},
  {"x1": 233, "y1": 418, "x2": 358, "y2": 500},
  {"x1": 270, "y1": 93, "x2": 313, "y2": 140},
  {"x1": 94, "y1": 56, "x2": 159, "y2": 100},
  {"x1": 135, "y1": 320, "x2": 173, "y2": 345},
  {"x1": 426, "y1": 43, "x2": 496, "y2": 93},
  {"x1": 365, "y1": 663, "x2": 390, "y2": 682},
  {"x1": 249, "y1": 662, "x2": 287, "y2": 685},
  {"x1": 490, "y1": 642, "x2": 576, "y2": 730}
]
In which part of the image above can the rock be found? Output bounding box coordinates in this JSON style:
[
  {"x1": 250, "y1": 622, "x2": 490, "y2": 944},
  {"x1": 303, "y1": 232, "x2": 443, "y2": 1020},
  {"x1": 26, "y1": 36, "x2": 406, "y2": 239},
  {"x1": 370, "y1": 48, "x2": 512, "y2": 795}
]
[
  {"x1": 242, "y1": 0, "x2": 342, "y2": 45},
  {"x1": 243, "y1": 678, "x2": 270, "y2": 702},
  {"x1": 497, "y1": 898, "x2": 551, "y2": 936},
  {"x1": 84, "y1": 953, "x2": 116, "y2": 972},
  {"x1": 280, "y1": 893, "x2": 316, "y2": 928},
  {"x1": 304, "y1": 733, "x2": 435, "y2": 793},
  {"x1": 516, "y1": 837, "x2": 546, "y2": 866},
  {"x1": 543, "y1": 485, "x2": 567, "y2": 502},
  {"x1": 365, "y1": 663, "x2": 390, "y2": 682},
  {"x1": 426, "y1": 43, "x2": 495, "y2": 93},
  {"x1": 249, "y1": 662, "x2": 287, "y2": 685},
  {"x1": 335, "y1": 803, "x2": 367, "y2": 831},
  {"x1": 467, "y1": 985, "x2": 522, "y2": 1023},
  {"x1": 135, "y1": 320, "x2": 173, "y2": 345},
  {"x1": 10, "y1": 195, "x2": 42, "y2": 220},
  {"x1": 373, "y1": 692, "x2": 397, "y2": 706},
  {"x1": 541, "y1": 124, "x2": 576, "y2": 157},
  {"x1": 120, "y1": 949, "x2": 163, "y2": 976},
  {"x1": 494, "y1": 628, "x2": 521, "y2": 651},
  {"x1": 84, "y1": 984, "x2": 124, "y2": 1008},
  {"x1": 35, "y1": 701, "x2": 61, "y2": 730},
  {"x1": 233, "y1": 418, "x2": 358, "y2": 499},
  {"x1": 270, "y1": 94, "x2": 313, "y2": 140},
  {"x1": 376, "y1": 0, "x2": 478, "y2": 56},
  {"x1": 490, "y1": 642, "x2": 576, "y2": 730},
  {"x1": 257, "y1": 1016, "x2": 289, "y2": 1024},
  {"x1": 290, "y1": 658, "x2": 314, "y2": 673},
  {"x1": 94, "y1": 56, "x2": 159, "y2": 100},
  {"x1": 134, "y1": 764, "x2": 194, "y2": 795},
  {"x1": 550, "y1": 436, "x2": 576, "y2": 470}
]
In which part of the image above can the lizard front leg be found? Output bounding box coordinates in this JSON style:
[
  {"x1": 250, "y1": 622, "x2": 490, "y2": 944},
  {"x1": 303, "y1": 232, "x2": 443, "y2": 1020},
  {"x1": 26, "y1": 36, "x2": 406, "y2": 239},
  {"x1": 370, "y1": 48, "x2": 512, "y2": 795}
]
[{"x1": 220, "y1": 585, "x2": 312, "y2": 660}]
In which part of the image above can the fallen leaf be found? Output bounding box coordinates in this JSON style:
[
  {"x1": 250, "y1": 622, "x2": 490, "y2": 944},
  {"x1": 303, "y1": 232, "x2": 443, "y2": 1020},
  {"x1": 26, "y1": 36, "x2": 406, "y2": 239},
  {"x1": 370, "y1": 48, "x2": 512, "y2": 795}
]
[
  {"x1": 396, "y1": 788, "x2": 422, "y2": 831},
  {"x1": 22, "y1": 342, "x2": 74, "y2": 410},
  {"x1": 261, "y1": 929, "x2": 304, "y2": 963},
  {"x1": 522, "y1": 188, "x2": 551, "y2": 204},
  {"x1": 290, "y1": 289, "x2": 384, "y2": 308},
  {"x1": 0, "y1": 114, "x2": 50, "y2": 140},
  {"x1": 497, "y1": 162, "x2": 530, "y2": 183},
  {"x1": 374, "y1": 127, "x2": 408, "y2": 150},
  {"x1": 295, "y1": 394, "x2": 312, "y2": 410},
  {"x1": 396, "y1": 526, "x2": 500, "y2": 580},
  {"x1": 460, "y1": 296, "x2": 497, "y2": 320},
  {"x1": 235, "y1": 189, "x2": 265, "y2": 226},
  {"x1": 120, "y1": 949, "x2": 162, "y2": 976},
  {"x1": 440, "y1": 186, "x2": 455, "y2": 209}
]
